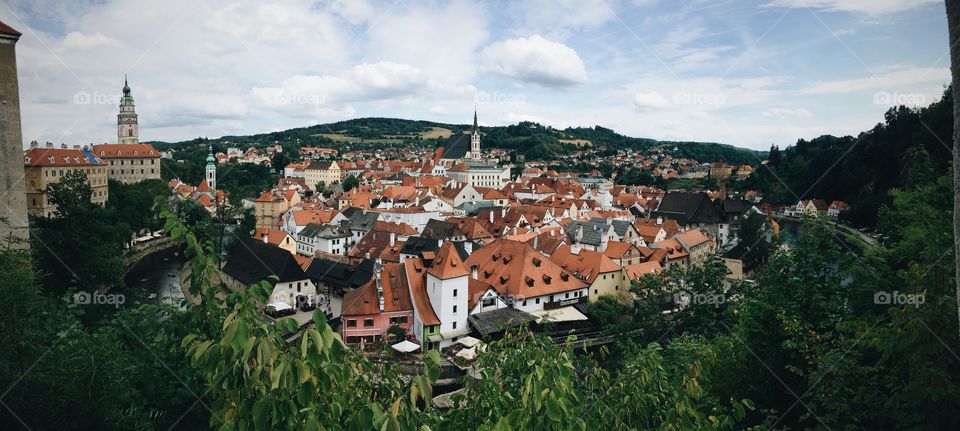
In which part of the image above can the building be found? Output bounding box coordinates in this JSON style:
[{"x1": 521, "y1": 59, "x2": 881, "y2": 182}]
[
  {"x1": 221, "y1": 238, "x2": 317, "y2": 309},
  {"x1": 341, "y1": 262, "x2": 414, "y2": 345},
  {"x1": 438, "y1": 111, "x2": 510, "y2": 188},
  {"x1": 549, "y1": 244, "x2": 629, "y2": 302},
  {"x1": 92, "y1": 143, "x2": 161, "y2": 183},
  {"x1": 253, "y1": 228, "x2": 297, "y2": 255},
  {"x1": 0, "y1": 20, "x2": 28, "y2": 246},
  {"x1": 24, "y1": 144, "x2": 108, "y2": 217},
  {"x1": 117, "y1": 76, "x2": 139, "y2": 144},
  {"x1": 255, "y1": 188, "x2": 300, "y2": 229},
  {"x1": 304, "y1": 160, "x2": 343, "y2": 189},
  {"x1": 296, "y1": 223, "x2": 352, "y2": 256}
]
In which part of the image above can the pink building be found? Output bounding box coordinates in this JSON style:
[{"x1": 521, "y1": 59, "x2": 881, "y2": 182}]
[{"x1": 341, "y1": 262, "x2": 414, "y2": 345}]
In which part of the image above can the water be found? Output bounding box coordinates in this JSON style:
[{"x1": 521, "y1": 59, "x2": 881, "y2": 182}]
[{"x1": 124, "y1": 247, "x2": 187, "y2": 306}]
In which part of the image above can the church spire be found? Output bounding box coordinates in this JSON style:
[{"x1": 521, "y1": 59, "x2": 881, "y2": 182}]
[{"x1": 472, "y1": 107, "x2": 478, "y2": 133}]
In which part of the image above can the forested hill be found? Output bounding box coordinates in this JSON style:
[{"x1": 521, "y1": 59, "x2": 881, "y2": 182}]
[
  {"x1": 149, "y1": 117, "x2": 762, "y2": 165},
  {"x1": 747, "y1": 86, "x2": 953, "y2": 227}
]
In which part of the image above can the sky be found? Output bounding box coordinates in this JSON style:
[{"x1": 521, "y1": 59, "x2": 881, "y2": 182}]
[{"x1": 0, "y1": 0, "x2": 950, "y2": 150}]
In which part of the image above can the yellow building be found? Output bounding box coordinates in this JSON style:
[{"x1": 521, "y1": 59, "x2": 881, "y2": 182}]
[
  {"x1": 304, "y1": 160, "x2": 343, "y2": 189},
  {"x1": 254, "y1": 188, "x2": 300, "y2": 229},
  {"x1": 549, "y1": 244, "x2": 631, "y2": 302},
  {"x1": 24, "y1": 144, "x2": 108, "y2": 217}
]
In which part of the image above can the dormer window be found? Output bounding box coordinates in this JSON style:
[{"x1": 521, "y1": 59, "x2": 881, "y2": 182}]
[
  {"x1": 525, "y1": 276, "x2": 534, "y2": 287},
  {"x1": 532, "y1": 258, "x2": 541, "y2": 267},
  {"x1": 542, "y1": 275, "x2": 552, "y2": 284},
  {"x1": 560, "y1": 273, "x2": 569, "y2": 281}
]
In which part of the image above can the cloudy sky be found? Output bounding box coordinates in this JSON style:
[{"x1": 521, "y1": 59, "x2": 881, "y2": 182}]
[{"x1": 1, "y1": 0, "x2": 949, "y2": 150}]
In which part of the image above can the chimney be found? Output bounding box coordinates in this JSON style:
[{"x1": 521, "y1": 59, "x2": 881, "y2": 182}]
[
  {"x1": 471, "y1": 265, "x2": 478, "y2": 280},
  {"x1": 72, "y1": 145, "x2": 80, "y2": 150},
  {"x1": 261, "y1": 233, "x2": 269, "y2": 244},
  {"x1": 375, "y1": 261, "x2": 385, "y2": 312},
  {"x1": 656, "y1": 217, "x2": 663, "y2": 225},
  {"x1": 571, "y1": 243, "x2": 581, "y2": 255},
  {"x1": 60, "y1": 143, "x2": 67, "y2": 149},
  {"x1": 29, "y1": 140, "x2": 38, "y2": 148},
  {"x1": 45, "y1": 142, "x2": 53, "y2": 148},
  {"x1": 489, "y1": 209, "x2": 494, "y2": 223},
  {"x1": 389, "y1": 232, "x2": 396, "y2": 247}
]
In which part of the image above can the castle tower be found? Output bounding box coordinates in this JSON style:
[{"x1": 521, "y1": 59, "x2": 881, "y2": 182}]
[
  {"x1": 469, "y1": 109, "x2": 480, "y2": 160},
  {"x1": 0, "y1": 21, "x2": 29, "y2": 248},
  {"x1": 205, "y1": 146, "x2": 216, "y2": 192},
  {"x1": 117, "y1": 75, "x2": 139, "y2": 144}
]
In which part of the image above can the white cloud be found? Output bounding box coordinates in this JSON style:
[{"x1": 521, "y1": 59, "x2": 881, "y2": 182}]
[
  {"x1": 633, "y1": 91, "x2": 669, "y2": 111},
  {"x1": 763, "y1": 0, "x2": 939, "y2": 15},
  {"x1": 800, "y1": 67, "x2": 950, "y2": 95},
  {"x1": 480, "y1": 35, "x2": 588, "y2": 88},
  {"x1": 516, "y1": 0, "x2": 617, "y2": 38},
  {"x1": 61, "y1": 32, "x2": 122, "y2": 50},
  {"x1": 251, "y1": 62, "x2": 430, "y2": 107},
  {"x1": 762, "y1": 107, "x2": 813, "y2": 118}
]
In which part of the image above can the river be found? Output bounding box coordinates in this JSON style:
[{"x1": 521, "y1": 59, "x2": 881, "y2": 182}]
[{"x1": 123, "y1": 245, "x2": 187, "y2": 306}]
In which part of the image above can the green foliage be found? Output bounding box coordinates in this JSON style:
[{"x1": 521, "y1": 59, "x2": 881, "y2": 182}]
[
  {"x1": 588, "y1": 295, "x2": 631, "y2": 327},
  {"x1": 751, "y1": 87, "x2": 953, "y2": 227}
]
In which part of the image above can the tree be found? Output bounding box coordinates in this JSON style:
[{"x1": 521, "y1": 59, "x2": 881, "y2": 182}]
[
  {"x1": 342, "y1": 175, "x2": 360, "y2": 193},
  {"x1": 32, "y1": 170, "x2": 125, "y2": 295}
]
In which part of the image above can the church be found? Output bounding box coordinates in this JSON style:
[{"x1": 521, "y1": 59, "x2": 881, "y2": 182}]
[{"x1": 433, "y1": 111, "x2": 510, "y2": 188}]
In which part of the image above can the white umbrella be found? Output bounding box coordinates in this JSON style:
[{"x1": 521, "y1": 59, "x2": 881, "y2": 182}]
[
  {"x1": 457, "y1": 336, "x2": 481, "y2": 348},
  {"x1": 455, "y1": 346, "x2": 477, "y2": 360},
  {"x1": 391, "y1": 340, "x2": 421, "y2": 353}
]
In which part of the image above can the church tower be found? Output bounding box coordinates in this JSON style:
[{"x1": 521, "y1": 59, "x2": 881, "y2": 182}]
[
  {"x1": 205, "y1": 146, "x2": 216, "y2": 192},
  {"x1": 117, "y1": 75, "x2": 139, "y2": 144},
  {"x1": 469, "y1": 109, "x2": 480, "y2": 160}
]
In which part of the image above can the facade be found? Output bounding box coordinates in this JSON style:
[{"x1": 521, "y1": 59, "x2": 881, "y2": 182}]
[
  {"x1": 0, "y1": 21, "x2": 28, "y2": 247},
  {"x1": 92, "y1": 143, "x2": 161, "y2": 183},
  {"x1": 24, "y1": 145, "x2": 108, "y2": 217},
  {"x1": 446, "y1": 163, "x2": 511, "y2": 188},
  {"x1": 296, "y1": 223, "x2": 351, "y2": 256},
  {"x1": 304, "y1": 160, "x2": 343, "y2": 189},
  {"x1": 549, "y1": 244, "x2": 629, "y2": 302},
  {"x1": 341, "y1": 262, "x2": 414, "y2": 344},
  {"x1": 117, "y1": 76, "x2": 139, "y2": 144}
]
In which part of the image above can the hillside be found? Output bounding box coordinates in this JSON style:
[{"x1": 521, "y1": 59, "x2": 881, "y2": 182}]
[
  {"x1": 747, "y1": 86, "x2": 953, "y2": 227},
  {"x1": 149, "y1": 118, "x2": 762, "y2": 164}
]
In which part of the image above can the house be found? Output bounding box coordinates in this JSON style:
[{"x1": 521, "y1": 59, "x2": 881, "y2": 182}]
[
  {"x1": 563, "y1": 220, "x2": 613, "y2": 252},
  {"x1": 304, "y1": 258, "x2": 374, "y2": 297},
  {"x1": 674, "y1": 229, "x2": 715, "y2": 266},
  {"x1": 440, "y1": 183, "x2": 481, "y2": 208},
  {"x1": 827, "y1": 200, "x2": 849, "y2": 219},
  {"x1": 787, "y1": 199, "x2": 828, "y2": 217},
  {"x1": 296, "y1": 223, "x2": 352, "y2": 256},
  {"x1": 422, "y1": 219, "x2": 467, "y2": 242},
  {"x1": 255, "y1": 189, "x2": 300, "y2": 229},
  {"x1": 623, "y1": 261, "x2": 663, "y2": 282},
  {"x1": 602, "y1": 241, "x2": 644, "y2": 267},
  {"x1": 549, "y1": 244, "x2": 629, "y2": 302},
  {"x1": 721, "y1": 243, "x2": 765, "y2": 281},
  {"x1": 253, "y1": 228, "x2": 296, "y2": 255},
  {"x1": 463, "y1": 239, "x2": 589, "y2": 313},
  {"x1": 651, "y1": 192, "x2": 722, "y2": 229},
  {"x1": 304, "y1": 160, "x2": 343, "y2": 189},
  {"x1": 340, "y1": 262, "x2": 414, "y2": 345},
  {"x1": 221, "y1": 238, "x2": 317, "y2": 309}
]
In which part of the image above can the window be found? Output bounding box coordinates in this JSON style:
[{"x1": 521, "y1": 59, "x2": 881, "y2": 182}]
[
  {"x1": 522, "y1": 299, "x2": 528, "y2": 306},
  {"x1": 364, "y1": 319, "x2": 374, "y2": 327},
  {"x1": 482, "y1": 298, "x2": 495, "y2": 307},
  {"x1": 535, "y1": 298, "x2": 540, "y2": 304},
  {"x1": 452, "y1": 321, "x2": 457, "y2": 330},
  {"x1": 452, "y1": 305, "x2": 458, "y2": 314},
  {"x1": 452, "y1": 288, "x2": 458, "y2": 297},
  {"x1": 347, "y1": 319, "x2": 357, "y2": 328},
  {"x1": 565, "y1": 292, "x2": 569, "y2": 299}
]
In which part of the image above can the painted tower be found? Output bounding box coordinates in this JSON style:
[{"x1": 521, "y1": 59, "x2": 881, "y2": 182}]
[
  {"x1": 469, "y1": 109, "x2": 480, "y2": 160},
  {"x1": 205, "y1": 146, "x2": 216, "y2": 192},
  {"x1": 0, "y1": 21, "x2": 29, "y2": 248},
  {"x1": 117, "y1": 76, "x2": 139, "y2": 144}
]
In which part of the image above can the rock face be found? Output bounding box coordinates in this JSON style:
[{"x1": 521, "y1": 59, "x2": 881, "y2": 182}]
[{"x1": 0, "y1": 21, "x2": 28, "y2": 249}]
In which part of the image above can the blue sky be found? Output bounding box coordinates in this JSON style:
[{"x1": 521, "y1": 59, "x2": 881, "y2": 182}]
[{"x1": 1, "y1": 0, "x2": 949, "y2": 150}]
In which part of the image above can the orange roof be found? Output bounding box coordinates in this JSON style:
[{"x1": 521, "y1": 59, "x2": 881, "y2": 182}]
[
  {"x1": 92, "y1": 143, "x2": 159, "y2": 158},
  {"x1": 464, "y1": 239, "x2": 588, "y2": 299},
  {"x1": 291, "y1": 209, "x2": 337, "y2": 225},
  {"x1": 675, "y1": 229, "x2": 712, "y2": 249},
  {"x1": 549, "y1": 244, "x2": 621, "y2": 284},
  {"x1": 253, "y1": 228, "x2": 292, "y2": 247},
  {"x1": 23, "y1": 148, "x2": 100, "y2": 167},
  {"x1": 624, "y1": 261, "x2": 663, "y2": 279},
  {"x1": 404, "y1": 258, "x2": 440, "y2": 325},
  {"x1": 426, "y1": 241, "x2": 469, "y2": 280},
  {"x1": 602, "y1": 241, "x2": 636, "y2": 259},
  {"x1": 342, "y1": 263, "x2": 413, "y2": 317},
  {"x1": 197, "y1": 179, "x2": 210, "y2": 192},
  {"x1": 196, "y1": 194, "x2": 213, "y2": 207}
]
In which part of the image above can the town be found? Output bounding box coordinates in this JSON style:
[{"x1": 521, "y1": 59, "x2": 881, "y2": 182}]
[{"x1": 0, "y1": 2, "x2": 956, "y2": 429}]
